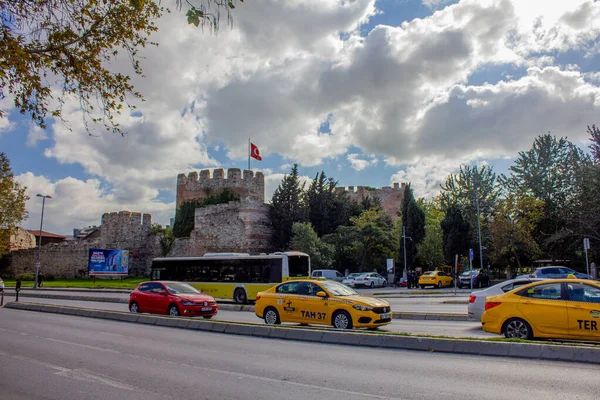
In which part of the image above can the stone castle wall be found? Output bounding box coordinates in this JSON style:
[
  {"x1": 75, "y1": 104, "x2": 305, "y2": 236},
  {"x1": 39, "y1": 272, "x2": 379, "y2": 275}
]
[
  {"x1": 9, "y1": 227, "x2": 36, "y2": 251},
  {"x1": 177, "y1": 168, "x2": 265, "y2": 207},
  {"x1": 336, "y1": 182, "x2": 406, "y2": 218},
  {"x1": 3, "y1": 211, "x2": 154, "y2": 279}
]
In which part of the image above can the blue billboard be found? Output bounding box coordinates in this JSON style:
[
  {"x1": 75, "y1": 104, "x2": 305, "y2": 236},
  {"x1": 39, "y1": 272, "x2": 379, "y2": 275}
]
[{"x1": 88, "y1": 248, "x2": 129, "y2": 275}]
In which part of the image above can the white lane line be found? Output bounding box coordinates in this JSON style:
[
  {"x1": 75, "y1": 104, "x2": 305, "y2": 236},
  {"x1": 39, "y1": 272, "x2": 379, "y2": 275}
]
[{"x1": 0, "y1": 328, "x2": 399, "y2": 399}]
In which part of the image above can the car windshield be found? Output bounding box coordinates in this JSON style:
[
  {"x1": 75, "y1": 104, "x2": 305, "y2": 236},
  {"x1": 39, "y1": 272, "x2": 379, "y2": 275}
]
[
  {"x1": 346, "y1": 273, "x2": 362, "y2": 279},
  {"x1": 164, "y1": 282, "x2": 200, "y2": 294},
  {"x1": 461, "y1": 271, "x2": 477, "y2": 276},
  {"x1": 321, "y1": 281, "x2": 358, "y2": 296},
  {"x1": 422, "y1": 272, "x2": 435, "y2": 276}
]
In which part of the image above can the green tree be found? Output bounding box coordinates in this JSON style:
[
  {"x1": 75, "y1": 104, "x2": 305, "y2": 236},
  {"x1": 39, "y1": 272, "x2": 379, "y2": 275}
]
[
  {"x1": 328, "y1": 208, "x2": 394, "y2": 272},
  {"x1": 400, "y1": 183, "x2": 425, "y2": 270},
  {"x1": 490, "y1": 194, "x2": 544, "y2": 271},
  {"x1": 360, "y1": 193, "x2": 381, "y2": 211},
  {"x1": 289, "y1": 222, "x2": 334, "y2": 269},
  {"x1": 0, "y1": 152, "x2": 29, "y2": 258},
  {"x1": 501, "y1": 134, "x2": 588, "y2": 259},
  {"x1": 270, "y1": 164, "x2": 306, "y2": 250},
  {"x1": 1, "y1": 0, "x2": 240, "y2": 135},
  {"x1": 415, "y1": 200, "x2": 445, "y2": 269},
  {"x1": 440, "y1": 204, "x2": 470, "y2": 265},
  {"x1": 588, "y1": 125, "x2": 600, "y2": 163}
]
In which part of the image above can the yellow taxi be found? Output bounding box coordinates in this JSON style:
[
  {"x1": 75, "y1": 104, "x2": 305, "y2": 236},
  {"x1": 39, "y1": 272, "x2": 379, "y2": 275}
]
[
  {"x1": 418, "y1": 271, "x2": 454, "y2": 289},
  {"x1": 482, "y1": 277, "x2": 600, "y2": 341},
  {"x1": 255, "y1": 279, "x2": 392, "y2": 329}
]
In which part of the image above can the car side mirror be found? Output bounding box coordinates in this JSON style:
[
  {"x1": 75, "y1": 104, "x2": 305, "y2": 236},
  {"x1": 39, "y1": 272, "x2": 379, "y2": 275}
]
[{"x1": 316, "y1": 291, "x2": 327, "y2": 298}]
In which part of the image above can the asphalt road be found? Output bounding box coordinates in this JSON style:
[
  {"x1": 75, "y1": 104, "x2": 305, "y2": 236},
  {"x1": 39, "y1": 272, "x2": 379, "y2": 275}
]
[
  {"x1": 1, "y1": 296, "x2": 499, "y2": 339},
  {"x1": 0, "y1": 309, "x2": 598, "y2": 400},
  {"x1": 1, "y1": 291, "x2": 469, "y2": 314}
]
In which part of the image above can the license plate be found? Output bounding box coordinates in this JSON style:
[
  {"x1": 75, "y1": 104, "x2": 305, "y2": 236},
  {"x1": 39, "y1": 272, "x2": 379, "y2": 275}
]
[
  {"x1": 201, "y1": 307, "x2": 212, "y2": 311},
  {"x1": 380, "y1": 313, "x2": 390, "y2": 319}
]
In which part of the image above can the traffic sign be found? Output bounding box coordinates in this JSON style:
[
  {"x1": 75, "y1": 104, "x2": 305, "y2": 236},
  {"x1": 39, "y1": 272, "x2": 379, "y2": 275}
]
[
  {"x1": 584, "y1": 238, "x2": 590, "y2": 250},
  {"x1": 469, "y1": 248, "x2": 474, "y2": 260}
]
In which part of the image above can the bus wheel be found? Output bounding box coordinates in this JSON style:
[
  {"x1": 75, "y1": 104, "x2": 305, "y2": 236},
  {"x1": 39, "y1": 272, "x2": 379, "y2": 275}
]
[
  {"x1": 234, "y1": 288, "x2": 248, "y2": 304},
  {"x1": 264, "y1": 307, "x2": 281, "y2": 325}
]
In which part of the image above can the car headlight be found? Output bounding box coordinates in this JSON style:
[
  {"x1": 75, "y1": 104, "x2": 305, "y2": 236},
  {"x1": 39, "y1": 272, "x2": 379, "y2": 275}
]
[
  {"x1": 353, "y1": 305, "x2": 373, "y2": 311},
  {"x1": 181, "y1": 301, "x2": 196, "y2": 306}
]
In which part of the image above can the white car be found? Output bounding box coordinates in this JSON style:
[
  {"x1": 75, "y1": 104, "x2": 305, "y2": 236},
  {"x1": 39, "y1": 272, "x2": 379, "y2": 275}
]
[
  {"x1": 353, "y1": 272, "x2": 387, "y2": 288},
  {"x1": 468, "y1": 277, "x2": 545, "y2": 320},
  {"x1": 341, "y1": 273, "x2": 365, "y2": 287}
]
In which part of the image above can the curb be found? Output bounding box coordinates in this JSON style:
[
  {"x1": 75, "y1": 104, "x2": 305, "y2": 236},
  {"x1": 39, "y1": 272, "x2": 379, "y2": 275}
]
[
  {"x1": 4, "y1": 302, "x2": 600, "y2": 364},
  {"x1": 4, "y1": 287, "x2": 132, "y2": 294},
  {"x1": 1, "y1": 293, "x2": 128, "y2": 304}
]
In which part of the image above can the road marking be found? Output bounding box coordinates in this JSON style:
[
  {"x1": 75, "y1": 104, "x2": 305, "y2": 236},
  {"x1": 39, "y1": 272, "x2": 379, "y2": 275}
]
[{"x1": 0, "y1": 327, "x2": 396, "y2": 399}]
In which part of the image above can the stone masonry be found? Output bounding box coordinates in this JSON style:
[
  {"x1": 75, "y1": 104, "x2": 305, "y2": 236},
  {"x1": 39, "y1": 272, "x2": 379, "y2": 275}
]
[
  {"x1": 177, "y1": 168, "x2": 265, "y2": 207},
  {"x1": 336, "y1": 183, "x2": 406, "y2": 219},
  {"x1": 4, "y1": 211, "x2": 154, "y2": 279}
]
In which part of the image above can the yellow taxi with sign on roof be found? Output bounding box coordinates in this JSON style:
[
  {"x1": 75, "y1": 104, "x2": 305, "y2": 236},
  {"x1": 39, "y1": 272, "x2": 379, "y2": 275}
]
[
  {"x1": 255, "y1": 279, "x2": 392, "y2": 329},
  {"x1": 481, "y1": 275, "x2": 600, "y2": 341},
  {"x1": 418, "y1": 270, "x2": 454, "y2": 289}
]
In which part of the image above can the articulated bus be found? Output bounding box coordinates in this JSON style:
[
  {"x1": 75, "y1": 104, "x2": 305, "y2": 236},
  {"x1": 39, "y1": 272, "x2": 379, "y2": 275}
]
[{"x1": 150, "y1": 251, "x2": 311, "y2": 304}]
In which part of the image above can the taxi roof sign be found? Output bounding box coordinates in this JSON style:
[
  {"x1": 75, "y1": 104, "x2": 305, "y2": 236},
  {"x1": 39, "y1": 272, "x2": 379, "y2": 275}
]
[{"x1": 567, "y1": 274, "x2": 577, "y2": 279}]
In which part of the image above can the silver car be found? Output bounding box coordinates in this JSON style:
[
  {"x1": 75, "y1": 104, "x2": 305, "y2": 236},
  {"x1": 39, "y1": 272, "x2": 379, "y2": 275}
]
[
  {"x1": 341, "y1": 273, "x2": 365, "y2": 287},
  {"x1": 468, "y1": 277, "x2": 545, "y2": 321}
]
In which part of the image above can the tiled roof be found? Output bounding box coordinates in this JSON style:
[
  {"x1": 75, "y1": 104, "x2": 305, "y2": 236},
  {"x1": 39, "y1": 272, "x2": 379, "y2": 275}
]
[{"x1": 27, "y1": 230, "x2": 67, "y2": 239}]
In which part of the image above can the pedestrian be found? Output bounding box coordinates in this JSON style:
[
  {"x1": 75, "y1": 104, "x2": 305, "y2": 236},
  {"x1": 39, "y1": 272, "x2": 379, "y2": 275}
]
[
  {"x1": 39, "y1": 272, "x2": 45, "y2": 288},
  {"x1": 591, "y1": 262, "x2": 597, "y2": 280},
  {"x1": 406, "y1": 270, "x2": 413, "y2": 289}
]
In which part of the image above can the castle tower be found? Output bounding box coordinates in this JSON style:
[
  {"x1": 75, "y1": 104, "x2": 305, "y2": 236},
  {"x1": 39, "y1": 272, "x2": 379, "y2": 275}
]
[{"x1": 176, "y1": 168, "x2": 265, "y2": 207}]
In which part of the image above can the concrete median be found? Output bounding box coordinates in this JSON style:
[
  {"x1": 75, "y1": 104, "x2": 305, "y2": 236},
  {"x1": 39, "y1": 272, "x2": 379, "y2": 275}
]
[{"x1": 3, "y1": 301, "x2": 599, "y2": 364}]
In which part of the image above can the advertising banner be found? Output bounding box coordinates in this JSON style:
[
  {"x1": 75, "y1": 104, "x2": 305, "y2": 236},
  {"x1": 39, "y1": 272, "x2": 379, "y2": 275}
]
[{"x1": 88, "y1": 248, "x2": 129, "y2": 275}]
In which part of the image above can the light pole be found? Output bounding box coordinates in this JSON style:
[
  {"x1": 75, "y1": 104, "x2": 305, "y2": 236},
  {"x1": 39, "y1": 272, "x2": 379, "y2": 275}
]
[
  {"x1": 473, "y1": 177, "x2": 484, "y2": 273},
  {"x1": 35, "y1": 194, "x2": 52, "y2": 289},
  {"x1": 402, "y1": 226, "x2": 412, "y2": 282}
]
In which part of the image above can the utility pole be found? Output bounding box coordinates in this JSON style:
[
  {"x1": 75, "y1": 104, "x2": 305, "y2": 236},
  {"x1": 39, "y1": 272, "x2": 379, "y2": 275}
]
[
  {"x1": 35, "y1": 194, "x2": 52, "y2": 289},
  {"x1": 402, "y1": 226, "x2": 412, "y2": 282},
  {"x1": 474, "y1": 176, "x2": 484, "y2": 273}
]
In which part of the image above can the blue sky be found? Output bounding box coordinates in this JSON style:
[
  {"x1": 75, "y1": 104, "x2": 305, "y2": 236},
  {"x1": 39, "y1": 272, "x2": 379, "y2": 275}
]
[{"x1": 2, "y1": 0, "x2": 599, "y2": 234}]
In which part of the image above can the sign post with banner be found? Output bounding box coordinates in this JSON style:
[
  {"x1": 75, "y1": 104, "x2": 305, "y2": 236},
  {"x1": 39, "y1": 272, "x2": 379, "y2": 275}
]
[
  {"x1": 88, "y1": 249, "x2": 130, "y2": 276},
  {"x1": 386, "y1": 258, "x2": 394, "y2": 287},
  {"x1": 469, "y1": 248, "x2": 474, "y2": 291}
]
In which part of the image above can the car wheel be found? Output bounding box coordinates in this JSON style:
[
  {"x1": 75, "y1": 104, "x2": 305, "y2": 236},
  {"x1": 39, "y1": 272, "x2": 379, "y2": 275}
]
[
  {"x1": 457, "y1": 282, "x2": 463, "y2": 288},
  {"x1": 503, "y1": 318, "x2": 533, "y2": 340},
  {"x1": 129, "y1": 302, "x2": 140, "y2": 313},
  {"x1": 382, "y1": 280, "x2": 387, "y2": 287},
  {"x1": 264, "y1": 307, "x2": 281, "y2": 325},
  {"x1": 370, "y1": 281, "x2": 375, "y2": 288},
  {"x1": 420, "y1": 285, "x2": 424, "y2": 289},
  {"x1": 332, "y1": 310, "x2": 353, "y2": 330},
  {"x1": 168, "y1": 305, "x2": 180, "y2": 317},
  {"x1": 437, "y1": 281, "x2": 442, "y2": 288},
  {"x1": 234, "y1": 288, "x2": 248, "y2": 304}
]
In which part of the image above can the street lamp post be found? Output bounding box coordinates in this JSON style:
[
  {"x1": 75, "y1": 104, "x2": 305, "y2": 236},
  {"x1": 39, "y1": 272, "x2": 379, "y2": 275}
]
[
  {"x1": 35, "y1": 194, "x2": 52, "y2": 289},
  {"x1": 474, "y1": 177, "x2": 484, "y2": 273},
  {"x1": 402, "y1": 226, "x2": 412, "y2": 282}
]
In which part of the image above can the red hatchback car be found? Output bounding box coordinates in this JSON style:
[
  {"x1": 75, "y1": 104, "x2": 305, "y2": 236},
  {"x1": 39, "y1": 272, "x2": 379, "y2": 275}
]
[{"x1": 129, "y1": 281, "x2": 218, "y2": 318}]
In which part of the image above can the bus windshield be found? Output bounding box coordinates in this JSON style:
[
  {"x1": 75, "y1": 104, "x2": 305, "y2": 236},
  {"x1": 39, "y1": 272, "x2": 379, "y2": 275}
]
[{"x1": 288, "y1": 255, "x2": 310, "y2": 277}]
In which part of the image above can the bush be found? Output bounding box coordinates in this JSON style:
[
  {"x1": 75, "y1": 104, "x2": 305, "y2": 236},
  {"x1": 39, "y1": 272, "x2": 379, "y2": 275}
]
[{"x1": 15, "y1": 273, "x2": 35, "y2": 281}]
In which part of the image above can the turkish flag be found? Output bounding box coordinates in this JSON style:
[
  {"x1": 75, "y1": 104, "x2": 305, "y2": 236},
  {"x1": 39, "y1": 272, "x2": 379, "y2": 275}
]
[{"x1": 250, "y1": 143, "x2": 262, "y2": 161}]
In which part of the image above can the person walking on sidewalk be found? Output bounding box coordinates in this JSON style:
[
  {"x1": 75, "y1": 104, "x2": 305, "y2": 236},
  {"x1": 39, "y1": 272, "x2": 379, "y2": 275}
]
[{"x1": 39, "y1": 272, "x2": 45, "y2": 288}]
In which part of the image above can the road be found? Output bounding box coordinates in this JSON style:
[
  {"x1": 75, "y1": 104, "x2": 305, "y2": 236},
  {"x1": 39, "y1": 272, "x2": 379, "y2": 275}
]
[
  {"x1": 0, "y1": 309, "x2": 598, "y2": 400},
  {"x1": 2, "y1": 296, "x2": 492, "y2": 338},
  {"x1": 1, "y1": 290, "x2": 469, "y2": 314}
]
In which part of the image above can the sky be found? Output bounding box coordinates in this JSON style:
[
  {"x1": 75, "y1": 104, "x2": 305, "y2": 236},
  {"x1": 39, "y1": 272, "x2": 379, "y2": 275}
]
[{"x1": 1, "y1": 0, "x2": 600, "y2": 235}]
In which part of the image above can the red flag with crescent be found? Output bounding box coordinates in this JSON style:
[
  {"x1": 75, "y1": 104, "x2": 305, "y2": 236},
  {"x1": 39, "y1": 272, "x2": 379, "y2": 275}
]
[{"x1": 250, "y1": 143, "x2": 262, "y2": 161}]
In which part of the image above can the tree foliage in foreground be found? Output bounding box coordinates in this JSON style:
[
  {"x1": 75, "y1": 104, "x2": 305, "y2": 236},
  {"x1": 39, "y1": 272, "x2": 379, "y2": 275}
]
[
  {"x1": 400, "y1": 183, "x2": 425, "y2": 270},
  {"x1": 289, "y1": 222, "x2": 334, "y2": 269},
  {"x1": 0, "y1": 0, "x2": 241, "y2": 135},
  {"x1": 0, "y1": 152, "x2": 29, "y2": 258},
  {"x1": 270, "y1": 164, "x2": 306, "y2": 250}
]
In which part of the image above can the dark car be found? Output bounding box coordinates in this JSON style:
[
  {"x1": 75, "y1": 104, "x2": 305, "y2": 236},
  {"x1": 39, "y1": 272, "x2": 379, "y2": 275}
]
[
  {"x1": 457, "y1": 269, "x2": 490, "y2": 288},
  {"x1": 522, "y1": 266, "x2": 594, "y2": 280},
  {"x1": 129, "y1": 281, "x2": 218, "y2": 318}
]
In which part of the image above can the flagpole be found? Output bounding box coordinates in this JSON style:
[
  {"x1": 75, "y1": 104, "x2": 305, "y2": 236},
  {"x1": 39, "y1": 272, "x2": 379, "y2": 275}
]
[{"x1": 248, "y1": 138, "x2": 251, "y2": 195}]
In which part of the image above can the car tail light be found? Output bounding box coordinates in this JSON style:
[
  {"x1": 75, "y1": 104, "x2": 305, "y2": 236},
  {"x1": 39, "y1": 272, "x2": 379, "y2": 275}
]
[
  {"x1": 469, "y1": 295, "x2": 476, "y2": 303},
  {"x1": 363, "y1": 277, "x2": 368, "y2": 280},
  {"x1": 485, "y1": 301, "x2": 501, "y2": 311},
  {"x1": 255, "y1": 295, "x2": 261, "y2": 301}
]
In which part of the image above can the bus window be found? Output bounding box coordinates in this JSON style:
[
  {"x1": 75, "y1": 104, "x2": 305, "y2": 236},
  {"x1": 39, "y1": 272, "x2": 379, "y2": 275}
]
[{"x1": 288, "y1": 256, "x2": 309, "y2": 277}]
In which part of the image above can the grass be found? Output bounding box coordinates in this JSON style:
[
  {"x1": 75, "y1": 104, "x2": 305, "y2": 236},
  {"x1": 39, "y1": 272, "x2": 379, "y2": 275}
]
[{"x1": 2, "y1": 277, "x2": 147, "y2": 289}]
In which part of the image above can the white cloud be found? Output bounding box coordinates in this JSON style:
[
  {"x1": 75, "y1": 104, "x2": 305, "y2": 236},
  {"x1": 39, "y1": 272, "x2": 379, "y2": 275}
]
[
  {"x1": 26, "y1": 124, "x2": 48, "y2": 147},
  {"x1": 347, "y1": 153, "x2": 378, "y2": 171},
  {"x1": 264, "y1": 172, "x2": 312, "y2": 204},
  {"x1": 0, "y1": 96, "x2": 15, "y2": 134},
  {"x1": 16, "y1": 173, "x2": 174, "y2": 235}
]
